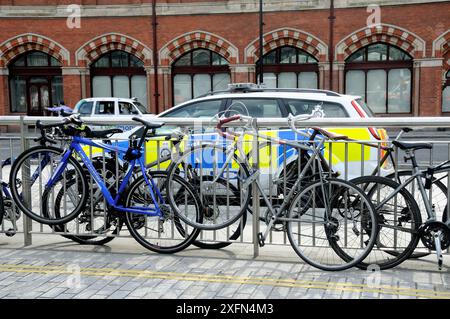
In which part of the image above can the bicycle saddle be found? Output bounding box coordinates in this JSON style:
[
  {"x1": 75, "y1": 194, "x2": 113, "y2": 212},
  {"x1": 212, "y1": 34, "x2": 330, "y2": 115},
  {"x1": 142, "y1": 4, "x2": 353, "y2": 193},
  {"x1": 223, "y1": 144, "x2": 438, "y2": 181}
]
[
  {"x1": 392, "y1": 140, "x2": 432, "y2": 151},
  {"x1": 132, "y1": 117, "x2": 164, "y2": 129},
  {"x1": 90, "y1": 128, "x2": 123, "y2": 138}
]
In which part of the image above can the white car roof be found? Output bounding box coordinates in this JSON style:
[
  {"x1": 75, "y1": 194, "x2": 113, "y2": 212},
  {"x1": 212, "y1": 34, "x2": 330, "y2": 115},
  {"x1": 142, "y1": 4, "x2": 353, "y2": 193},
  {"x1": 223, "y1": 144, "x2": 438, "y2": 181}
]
[
  {"x1": 80, "y1": 97, "x2": 138, "y2": 103},
  {"x1": 159, "y1": 91, "x2": 361, "y2": 117}
]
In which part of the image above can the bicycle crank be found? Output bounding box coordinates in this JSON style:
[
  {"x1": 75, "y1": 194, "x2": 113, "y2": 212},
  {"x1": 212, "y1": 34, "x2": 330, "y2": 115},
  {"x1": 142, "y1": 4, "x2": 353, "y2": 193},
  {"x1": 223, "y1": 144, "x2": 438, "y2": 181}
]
[{"x1": 419, "y1": 221, "x2": 450, "y2": 250}]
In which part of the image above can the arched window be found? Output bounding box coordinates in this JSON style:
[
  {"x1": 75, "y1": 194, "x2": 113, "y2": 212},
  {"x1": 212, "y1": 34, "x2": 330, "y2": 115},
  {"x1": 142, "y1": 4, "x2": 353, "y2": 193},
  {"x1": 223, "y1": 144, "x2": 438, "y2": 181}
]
[
  {"x1": 345, "y1": 43, "x2": 413, "y2": 114},
  {"x1": 9, "y1": 51, "x2": 62, "y2": 115},
  {"x1": 172, "y1": 49, "x2": 231, "y2": 104},
  {"x1": 90, "y1": 50, "x2": 148, "y2": 107},
  {"x1": 257, "y1": 46, "x2": 319, "y2": 89},
  {"x1": 443, "y1": 71, "x2": 450, "y2": 113}
]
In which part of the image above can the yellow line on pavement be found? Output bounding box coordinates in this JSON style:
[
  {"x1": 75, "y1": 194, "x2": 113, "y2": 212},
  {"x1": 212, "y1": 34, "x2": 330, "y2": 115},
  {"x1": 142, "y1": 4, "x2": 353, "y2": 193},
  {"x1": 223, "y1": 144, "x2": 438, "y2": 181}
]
[{"x1": 0, "y1": 263, "x2": 448, "y2": 299}]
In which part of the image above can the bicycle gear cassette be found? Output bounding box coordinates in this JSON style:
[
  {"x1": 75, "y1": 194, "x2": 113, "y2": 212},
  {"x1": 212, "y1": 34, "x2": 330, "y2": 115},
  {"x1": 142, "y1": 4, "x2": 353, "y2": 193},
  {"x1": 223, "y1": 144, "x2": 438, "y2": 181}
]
[{"x1": 419, "y1": 221, "x2": 450, "y2": 250}]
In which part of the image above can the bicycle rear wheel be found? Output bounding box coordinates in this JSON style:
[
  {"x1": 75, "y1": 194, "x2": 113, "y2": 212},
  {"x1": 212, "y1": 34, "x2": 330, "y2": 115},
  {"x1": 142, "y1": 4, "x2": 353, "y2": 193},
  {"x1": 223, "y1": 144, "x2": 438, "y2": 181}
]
[
  {"x1": 350, "y1": 176, "x2": 422, "y2": 270},
  {"x1": 166, "y1": 144, "x2": 251, "y2": 230},
  {"x1": 286, "y1": 178, "x2": 378, "y2": 271},
  {"x1": 125, "y1": 171, "x2": 201, "y2": 254},
  {"x1": 9, "y1": 146, "x2": 88, "y2": 225}
]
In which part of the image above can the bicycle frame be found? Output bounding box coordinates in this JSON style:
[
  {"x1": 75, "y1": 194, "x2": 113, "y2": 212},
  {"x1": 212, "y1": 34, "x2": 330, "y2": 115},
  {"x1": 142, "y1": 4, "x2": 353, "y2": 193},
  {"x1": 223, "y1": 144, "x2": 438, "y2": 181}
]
[
  {"x1": 212, "y1": 126, "x2": 332, "y2": 240},
  {"x1": 46, "y1": 135, "x2": 166, "y2": 217}
]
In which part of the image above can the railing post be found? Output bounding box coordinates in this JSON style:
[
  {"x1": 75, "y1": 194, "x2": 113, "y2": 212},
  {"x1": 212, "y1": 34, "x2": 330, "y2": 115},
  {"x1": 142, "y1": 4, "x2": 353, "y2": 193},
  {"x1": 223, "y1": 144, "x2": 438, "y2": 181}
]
[
  {"x1": 251, "y1": 119, "x2": 260, "y2": 258},
  {"x1": 19, "y1": 116, "x2": 32, "y2": 246}
]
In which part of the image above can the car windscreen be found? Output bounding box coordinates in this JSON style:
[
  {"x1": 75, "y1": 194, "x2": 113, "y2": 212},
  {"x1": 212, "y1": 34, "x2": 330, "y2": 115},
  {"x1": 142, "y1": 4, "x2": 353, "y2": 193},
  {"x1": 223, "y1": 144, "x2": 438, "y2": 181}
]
[
  {"x1": 355, "y1": 98, "x2": 375, "y2": 117},
  {"x1": 134, "y1": 102, "x2": 148, "y2": 114}
]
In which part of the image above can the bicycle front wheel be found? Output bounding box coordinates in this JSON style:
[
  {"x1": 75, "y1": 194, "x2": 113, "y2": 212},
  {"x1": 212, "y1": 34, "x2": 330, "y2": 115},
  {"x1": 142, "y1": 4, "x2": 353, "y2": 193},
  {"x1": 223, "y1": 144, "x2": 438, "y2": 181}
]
[
  {"x1": 286, "y1": 178, "x2": 378, "y2": 271},
  {"x1": 166, "y1": 143, "x2": 251, "y2": 230},
  {"x1": 124, "y1": 171, "x2": 201, "y2": 254},
  {"x1": 9, "y1": 146, "x2": 88, "y2": 225}
]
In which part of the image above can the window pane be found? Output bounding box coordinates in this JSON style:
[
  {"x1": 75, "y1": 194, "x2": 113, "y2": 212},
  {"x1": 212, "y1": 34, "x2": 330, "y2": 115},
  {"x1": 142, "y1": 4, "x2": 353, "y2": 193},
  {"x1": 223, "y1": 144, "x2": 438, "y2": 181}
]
[
  {"x1": 212, "y1": 73, "x2": 230, "y2": 91},
  {"x1": 9, "y1": 76, "x2": 27, "y2": 113},
  {"x1": 278, "y1": 72, "x2": 296, "y2": 88},
  {"x1": 193, "y1": 74, "x2": 211, "y2": 98},
  {"x1": 286, "y1": 99, "x2": 348, "y2": 118},
  {"x1": 78, "y1": 101, "x2": 94, "y2": 116},
  {"x1": 164, "y1": 100, "x2": 222, "y2": 118},
  {"x1": 174, "y1": 53, "x2": 191, "y2": 66},
  {"x1": 113, "y1": 76, "x2": 130, "y2": 98},
  {"x1": 263, "y1": 50, "x2": 276, "y2": 64},
  {"x1": 367, "y1": 43, "x2": 388, "y2": 61},
  {"x1": 229, "y1": 99, "x2": 282, "y2": 118},
  {"x1": 345, "y1": 70, "x2": 365, "y2": 99},
  {"x1": 92, "y1": 76, "x2": 112, "y2": 97},
  {"x1": 367, "y1": 69, "x2": 387, "y2": 113},
  {"x1": 131, "y1": 75, "x2": 147, "y2": 107},
  {"x1": 173, "y1": 74, "x2": 192, "y2": 104},
  {"x1": 280, "y1": 47, "x2": 297, "y2": 64},
  {"x1": 263, "y1": 73, "x2": 277, "y2": 88},
  {"x1": 347, "y1": 48, "x2": 365, "y2": 63},
  {"x1": 93, "y1": 55, "x2": 110, "y2": 68},
  {"x1": 13, "y1": 56, "x2": 26, "y2": 67},
  {"x1": 389, "y1": 46, "x2": 411, "y2": 61},
  {"x1": 192, "y1": 49, "x2": 210, "y2": 66},
  {"x1": 111, "y1": 51, "x2": 129, "y2": 67},
  {"x1": 95, "y1": 101, "x2": 115, "y2": 115},
  {"x1": 51, "y1": 76, "x2": 64, "y2": 106},
  {"x1": 443, "y1": 86, "x2": 450, "y2": 112},
  {"x1": 130, "y1": 55, "x2": 144, "y2": 67},
  {"x1": 119, "y1": 102, "x2": 138, "y2": 115},
  {"x1": 27, "y1": 52, "x2": 49, "y2": 66},
  {"x1": 50, "y1": 57, "x2": 61, "y2": 66},
  {"x1": 298, "y1": 72, "x2": 318, "y2": 89},
  {"x1": 298, "y1": 51, "x2": 316, "y2": 63},
  {"x1": 212, "y1": 53, "x2": 228, "y2": 66},
  {"x1": 388, "y1": 68, "x2": 411, "y2": 113}
]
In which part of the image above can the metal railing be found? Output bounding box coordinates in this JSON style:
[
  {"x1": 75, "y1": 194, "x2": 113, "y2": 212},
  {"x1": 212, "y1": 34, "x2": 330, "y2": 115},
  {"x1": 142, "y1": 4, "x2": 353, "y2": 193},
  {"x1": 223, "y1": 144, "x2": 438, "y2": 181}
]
[{"x1": 1, "y1": 115, "x2": 449, "y2": 258}]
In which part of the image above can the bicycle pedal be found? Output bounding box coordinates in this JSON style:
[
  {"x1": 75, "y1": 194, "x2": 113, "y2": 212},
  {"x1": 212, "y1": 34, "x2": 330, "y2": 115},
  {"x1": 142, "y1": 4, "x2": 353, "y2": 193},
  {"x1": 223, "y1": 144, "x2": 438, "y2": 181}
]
[{"x1": 258, "y1": 232, "x2": 265, "y2": 247}]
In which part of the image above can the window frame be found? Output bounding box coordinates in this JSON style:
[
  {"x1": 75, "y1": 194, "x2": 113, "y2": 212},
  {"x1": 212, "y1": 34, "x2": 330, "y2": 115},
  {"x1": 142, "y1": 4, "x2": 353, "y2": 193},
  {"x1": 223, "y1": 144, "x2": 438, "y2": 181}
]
[
  {"x1": 256, "y1": 46, "x2": 319, "y2": 89},
  {"x1": 281, "y1": 98, "x2": 350, "y2": 118},
  {"x1": 8, "y1": 50, "x2": 63, "y2": 114},
  {"x1": 344, "y1": 42, "x2": 413, "y2": 115},
  {"x1": 171, "y1": 49, "x2": 231, "y2": 104},
  {"x1": 224, "y1": 98, "x2": 286, "y2": 118},
  {"x1": 90, "y1": 50, "x2": 146, "y2": 98},
  {"x1": 160, "y1": 99, "x2": 227, "y2": 118},
  {"x1": 442, "y1": 70, "x2": 450, "y2": 113}
]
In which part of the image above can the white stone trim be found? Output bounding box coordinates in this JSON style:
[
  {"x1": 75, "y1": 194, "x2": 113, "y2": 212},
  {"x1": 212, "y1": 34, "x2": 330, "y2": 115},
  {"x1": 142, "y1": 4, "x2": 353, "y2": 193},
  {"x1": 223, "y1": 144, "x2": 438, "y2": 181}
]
[
  {"x1": 432, "y1": 29, "x2": 450, "y2": 57},
  {"x1": 0, "y1": 68, "x2": 9, "y2": 76},
  {"x1": 335, "y1": 23, "x2": 426, "y2": 60},
  {"x1": 61, "y1": 67, "x2": 89, "y2": 75},
  {"x1": 244, "y1": 27, "x2": 328, "y2": 63},
  {"x1": 75, "y1": 33, "x2": 152, "y2": 66},
  {"x1": 415, "y1": 58, "x2": 444, "y2": 68},
  {"x1": 0, "y1": 33, "x2": 70, "y2": 64}
]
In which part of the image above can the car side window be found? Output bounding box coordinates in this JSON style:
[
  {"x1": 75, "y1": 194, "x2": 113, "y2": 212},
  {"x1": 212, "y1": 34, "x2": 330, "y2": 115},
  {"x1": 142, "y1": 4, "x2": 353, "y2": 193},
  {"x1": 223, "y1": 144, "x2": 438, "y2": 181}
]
[
  {"x1": 285, "y1": 99, "x2": 348, "y2": 118},
  {"x1": 95, "y1": 101, "x2": 115, "y2": 115},
  {"x1": 78, "y1": 101, "x2": 94, "y2": 116},
  {"x1": 163, "y1": 100, "x2": 222, "y2": 118},
  {"x1": 119, "y1": 102, "x2": 139, "y2": 115},
  {"x1": 228, "y1": 99, "x2": 282, "y2": 117}
]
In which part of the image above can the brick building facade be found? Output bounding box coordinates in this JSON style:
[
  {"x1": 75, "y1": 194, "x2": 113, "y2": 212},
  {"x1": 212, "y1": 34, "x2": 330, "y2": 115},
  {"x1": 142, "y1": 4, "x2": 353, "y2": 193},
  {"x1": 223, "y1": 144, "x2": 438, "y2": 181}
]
[{"x1": 0, "y1": 0, "x2": 449, "y2": 117}]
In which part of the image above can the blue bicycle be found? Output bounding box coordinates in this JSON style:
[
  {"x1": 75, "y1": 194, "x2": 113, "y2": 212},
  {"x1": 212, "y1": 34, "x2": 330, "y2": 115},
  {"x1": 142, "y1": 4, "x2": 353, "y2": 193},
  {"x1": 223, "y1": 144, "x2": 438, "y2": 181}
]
[{"x1": 9, "y1": 115, "x2": 202, "y2": 253}]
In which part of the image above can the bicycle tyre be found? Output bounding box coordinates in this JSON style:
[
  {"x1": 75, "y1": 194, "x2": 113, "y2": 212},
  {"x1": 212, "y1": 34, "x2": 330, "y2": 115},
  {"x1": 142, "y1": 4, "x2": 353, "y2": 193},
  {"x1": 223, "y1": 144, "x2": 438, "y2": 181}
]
[
  {"x1": 124, "y1": 171, "x2": 201, "y2": 254},
  {"x1": 166, "y1": 143, "x2": 251, "y2": 230},
  {"x1": 286, "y1": 178, "x2": 378, "y2": 271},
  {"x1": 193, "y1": 176, "x2": 247, "y2": 249},
  {"x1": 350, "y1": 175, "x2": 422, "y2": 270},
  {"x1": 9, "y1": 146, "x2": 88, "y2": 226}
]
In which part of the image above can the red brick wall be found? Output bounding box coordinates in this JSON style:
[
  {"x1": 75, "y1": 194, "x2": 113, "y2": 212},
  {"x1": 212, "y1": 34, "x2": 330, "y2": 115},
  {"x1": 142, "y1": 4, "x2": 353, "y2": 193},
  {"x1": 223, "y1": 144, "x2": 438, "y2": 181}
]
[{"x1": 0, "y1": 1, "x2": 449, "y2": 116}]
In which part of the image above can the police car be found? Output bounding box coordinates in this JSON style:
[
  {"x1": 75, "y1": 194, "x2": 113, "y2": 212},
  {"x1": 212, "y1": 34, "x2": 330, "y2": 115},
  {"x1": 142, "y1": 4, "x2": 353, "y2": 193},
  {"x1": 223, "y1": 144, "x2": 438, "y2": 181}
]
[{"x1": 80, "y1": 84, "x2": 389, "y2": 181}]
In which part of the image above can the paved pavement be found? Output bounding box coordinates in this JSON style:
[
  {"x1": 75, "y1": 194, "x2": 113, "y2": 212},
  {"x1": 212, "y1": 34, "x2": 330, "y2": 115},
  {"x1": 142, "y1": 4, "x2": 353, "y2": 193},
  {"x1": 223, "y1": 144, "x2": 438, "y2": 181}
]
[{"x1": 0, "y1": 235, "x2": 449, "y2": 299}]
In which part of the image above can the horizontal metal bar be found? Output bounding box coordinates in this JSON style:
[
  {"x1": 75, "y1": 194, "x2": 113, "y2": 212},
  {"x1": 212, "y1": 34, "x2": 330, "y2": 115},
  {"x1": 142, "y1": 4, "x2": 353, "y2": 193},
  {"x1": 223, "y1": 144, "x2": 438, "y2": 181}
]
[{"x1": 2, "y1": 115, "x2": 450, "y2": 128}]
